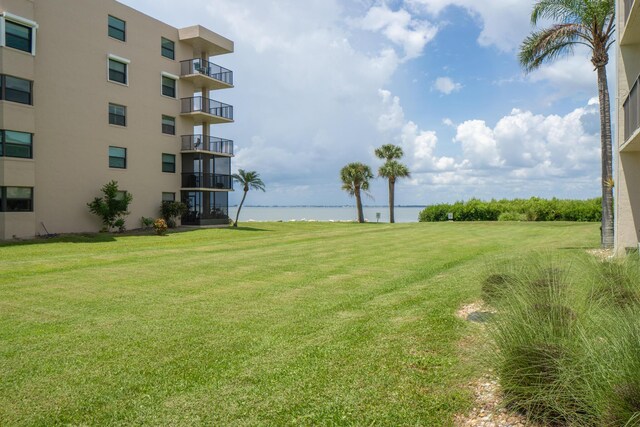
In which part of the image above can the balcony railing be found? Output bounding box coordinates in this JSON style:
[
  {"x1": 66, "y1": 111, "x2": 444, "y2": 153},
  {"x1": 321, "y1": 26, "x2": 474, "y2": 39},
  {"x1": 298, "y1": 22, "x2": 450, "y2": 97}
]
[
  {"x1": 181, "y1": 97, "x2": 233, "y2": 121},
  {"x1": 180, "y1": 59, "x2": 233, "y2": 86},
  {"x1": 625, "y1": 0, "x2": 635, "y2": 24},
  {"x1": 624, "y1": 75, "x2": 640, "y2": 143},
  {"x1": 182, "y1": 173, "x2": 233, "y2": 190},
  {"x1": 181, "y1": 135, "x2": 234, "y2": 155}
]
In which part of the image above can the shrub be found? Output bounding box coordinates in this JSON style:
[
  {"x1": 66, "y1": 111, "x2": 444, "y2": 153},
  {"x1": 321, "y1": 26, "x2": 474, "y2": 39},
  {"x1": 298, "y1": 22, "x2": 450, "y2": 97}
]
[
  {"x1": 140, "y1": 217, "x2": 154, "y2": 230},
  {"x1": 87, "y1": 181, "x2": 132, "y2": 232},
  {"x1": 114, "y1": 218, "x2": 126, "y2": 233},
  {"x1": 153, "y1": 218, "x2": 168, "y2": 236},
  {"x1": 160, "y1": 201, "x2": 188, "y2": 228},
  {"x1": 419, "y1": 197, "x2": 601, "y2": 222},
  {"x1": 498, "y1": 211, "x2": 526, "y2": 221}
]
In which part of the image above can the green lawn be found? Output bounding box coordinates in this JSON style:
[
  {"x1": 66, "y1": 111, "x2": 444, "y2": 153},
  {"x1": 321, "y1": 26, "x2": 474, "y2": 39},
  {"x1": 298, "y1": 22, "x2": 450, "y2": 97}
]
[{"x1": 0, "y1": 222, "x2": 599, "y2": 426}]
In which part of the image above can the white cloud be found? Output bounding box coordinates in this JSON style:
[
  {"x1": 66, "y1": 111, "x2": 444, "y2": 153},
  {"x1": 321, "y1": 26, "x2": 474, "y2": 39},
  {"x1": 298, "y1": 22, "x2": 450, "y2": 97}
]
[
  {"x1": 528, "y1": 55, "x2": 596, "y2": 99},
  {"x1": 356, "y1": 5, "x2": 438, "y2": 60},
  {"x1": 377, "y1": 89, "x2": 405, "y2": 131},
  {"x1": 376, "y1": 91, "x2": 601, "y2": 202},
  {"x1": 433, "y1": 77, "x2": 463, "y2": 95},
  {"x1": 407, "y1": 0, "x2": 533, "y2": 52}
]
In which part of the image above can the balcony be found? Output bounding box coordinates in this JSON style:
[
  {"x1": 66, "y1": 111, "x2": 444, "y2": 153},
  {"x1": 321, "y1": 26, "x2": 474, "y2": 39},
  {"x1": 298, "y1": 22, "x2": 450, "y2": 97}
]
[
  {"x1": 180, "y1": 59, "x2": 233, "y2": 90},
  {"x1": 622, "y1": 0, "x2": 640, "y2": 45},
  {"x1": 623, "y1": 75, "x2": 640, "y2": 151},
  {"x1": 178, "y1": 25, "x2": 234, "y2": 57},
  {"x1": 181, "y1": 135, "x2": 234, "y2": 156},
  {"x1": 181, "y1": 97, "x2": 233, "y2": 124},
  {"x1": 626, "y1": 0, "x2": 635, "y2": 24},
  {"x1": 181, "y1": 173, "x2": 233, "y2": 190}
]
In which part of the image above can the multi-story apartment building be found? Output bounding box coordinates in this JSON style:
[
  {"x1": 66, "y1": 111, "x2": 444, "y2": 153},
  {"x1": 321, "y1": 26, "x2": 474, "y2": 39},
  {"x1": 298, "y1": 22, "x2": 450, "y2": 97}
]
[
  {"x1": 0, "y1": 0, "x2": 235, "y2": 239},
  {"x1": 617, "y1": 0, "x2": 640, "y2": 253}
]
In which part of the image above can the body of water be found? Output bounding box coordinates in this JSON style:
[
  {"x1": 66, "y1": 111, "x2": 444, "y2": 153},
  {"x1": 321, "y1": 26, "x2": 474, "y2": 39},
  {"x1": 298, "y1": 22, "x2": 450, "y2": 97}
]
[{"x1": 233, "y1": 206, "x2": 425, "y2": 223}]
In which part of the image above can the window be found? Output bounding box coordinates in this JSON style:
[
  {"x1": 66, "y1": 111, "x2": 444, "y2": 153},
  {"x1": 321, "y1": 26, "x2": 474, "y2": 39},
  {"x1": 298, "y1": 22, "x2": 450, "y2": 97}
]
[
  {"x1": 162, "y1": 115, "x2": 175, "y2": 135},
  {"x1": 161, "y1": 37, "x2": 174, "y2": 60},
  {"x1": 108, "y1": 15, "x2": 126, "y2": 41},
  {"x1": 161, "y1": 75, "x2": 176, "y2": 98},
  {"x1": 6, "y1": 20, "x2": 32, "y2": 53},
  {"x1": 162, "y1": 153, "x2": 176, "y2": 173},
  {"x1": 109, "y1": 146, "x2": 126, "y2": 169},
  {"x1": 108, "y1": 58, "x2": 127, "y2": 84},
  {"x1": 1, "y1": 14, "x2": 38, "y2": 55},
  {"x1": 162, "y1": 192, "x2": 175, "y2": 202},
  {"x1": 109, "y1": 103, "x2": 126, "y2": 126},
  {"x1": 1, "y1": 187, "x2": 33, "y2": 212},
  {"x1": 0, "y1": 130, "x2": 32, "y2": 158},
  {"x1": 0, "y1": 75, "x2": 32, "y2": 105}
]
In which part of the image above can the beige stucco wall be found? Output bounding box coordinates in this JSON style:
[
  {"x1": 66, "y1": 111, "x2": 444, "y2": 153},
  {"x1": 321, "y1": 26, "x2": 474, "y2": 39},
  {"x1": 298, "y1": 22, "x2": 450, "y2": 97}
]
[
  {"x1": 616, "y1": 0, "x2": 640, "y2": 254},
  {"x1": 0, "y1": 0, "x2": 233, "y2": 238}
]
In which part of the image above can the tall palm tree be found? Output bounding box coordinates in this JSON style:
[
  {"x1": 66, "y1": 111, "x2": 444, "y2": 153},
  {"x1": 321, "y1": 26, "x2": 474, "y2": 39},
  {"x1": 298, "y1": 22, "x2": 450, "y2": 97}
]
[
  {"x1": 375, "y1": 144, "x2": 410, "y2": 223},
  {"x1": 379, "y1": 160, "x2": 411, "y2": 223},
  {"x1": 231, "y1": 169, "x2": 265, "y2": 227},
  {"x1": 519, "y1": 0, "x2": 615, "y2": 248},
  {"x1": 340, "y1": 162, "x2": 374, "y2": 223}
]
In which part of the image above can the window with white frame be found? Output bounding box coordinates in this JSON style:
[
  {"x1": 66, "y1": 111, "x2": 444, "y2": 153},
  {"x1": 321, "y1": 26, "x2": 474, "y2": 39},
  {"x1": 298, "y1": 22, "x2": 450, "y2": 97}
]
[
  {"x1": 0, "y1": 13, "x2": 38, "y2": 55},
  {"x1": 108, "y1": 55, "x2": 130, "y2": 85},
  {"x1": 161, "y1": 72, "x2": 178, "y2": 98}
]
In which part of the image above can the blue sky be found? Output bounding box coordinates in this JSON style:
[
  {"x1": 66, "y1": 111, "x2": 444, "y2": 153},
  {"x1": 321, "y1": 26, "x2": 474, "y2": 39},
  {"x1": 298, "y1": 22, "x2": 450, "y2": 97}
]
[{"x1": 120, "y1": 0, "x2": 609, "y2": 206}]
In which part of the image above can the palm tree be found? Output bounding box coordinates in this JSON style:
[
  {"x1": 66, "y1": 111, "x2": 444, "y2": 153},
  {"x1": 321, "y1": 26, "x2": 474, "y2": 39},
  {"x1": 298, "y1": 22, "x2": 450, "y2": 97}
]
[
  {"x1": 374, "y1": 144, "x2": 404, "y2": 162},
  {"x1": 378, "y1": 160, "x2": 411, "y2": 223},
  {"x1": 375, "y1": 144, "x2": 410, "y2": 223},
  {"x1": 519, "y1": 0, "x2": 615, "y2": 248},
  {"x1": 340, "y1": 162, "x2": 374, "y2": 223},
  {"x1": 231, "y1": 169, "x2": 265, "y2": 227}
]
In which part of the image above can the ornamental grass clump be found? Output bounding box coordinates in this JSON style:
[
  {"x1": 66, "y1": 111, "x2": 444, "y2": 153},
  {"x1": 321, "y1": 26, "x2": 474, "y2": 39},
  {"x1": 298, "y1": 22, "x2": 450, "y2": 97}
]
[
  {"x1": 604, "y1": 316, "x2": 640, "y2": 426},
  {"x1": 588, "y1": 258, "x2": 640, "y2": 309},
  {"x1": 489, "y1": 258, "x2": 598, "y2": 425}
]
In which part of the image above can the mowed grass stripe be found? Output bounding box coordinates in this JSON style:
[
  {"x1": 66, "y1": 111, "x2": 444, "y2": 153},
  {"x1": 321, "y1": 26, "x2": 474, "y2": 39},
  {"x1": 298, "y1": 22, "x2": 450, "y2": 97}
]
[{"x1": 0, "y1": 222, "x2": 598, "y2": 426}]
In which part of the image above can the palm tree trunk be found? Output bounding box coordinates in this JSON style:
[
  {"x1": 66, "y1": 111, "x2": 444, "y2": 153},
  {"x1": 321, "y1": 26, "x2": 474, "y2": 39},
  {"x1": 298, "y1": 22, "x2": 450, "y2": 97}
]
[
  {"x1": 234, "y1": 190, "x2": 248, "y2": 227},
  {"x1": 597, "y1": 64, "x2": 614, "y2": 249},
  {"x1": 355, "y1": 187, "x2": 364, "y2": 223},
  {"x1": 388, "y1": 178, "x2": 395, "y2": 223}
]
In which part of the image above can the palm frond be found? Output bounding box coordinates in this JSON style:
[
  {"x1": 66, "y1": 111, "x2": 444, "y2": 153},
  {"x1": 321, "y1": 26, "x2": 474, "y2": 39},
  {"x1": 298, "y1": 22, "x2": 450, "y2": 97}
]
[
  {"x1": 374, "y1": 144, "x2": 404, "y2": 161},
  {"x1": 379, "y1": 160, "x2": 411, "y2": 180},
  {"x1": 531, "y1": 0, "x2": 584, "y2": 25},
  {"x1": 519, "y1": 24, "x2": 586, "y2": 73},
  {"x1": 232, "y1": 169, "x2": 266, "y2": 192}
]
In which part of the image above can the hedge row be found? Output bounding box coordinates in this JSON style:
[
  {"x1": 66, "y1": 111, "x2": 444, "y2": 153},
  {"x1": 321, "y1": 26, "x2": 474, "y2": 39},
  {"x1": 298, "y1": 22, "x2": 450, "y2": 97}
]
[{"x1": 418, "y1": 197, "x2": 601, "y2": 222}]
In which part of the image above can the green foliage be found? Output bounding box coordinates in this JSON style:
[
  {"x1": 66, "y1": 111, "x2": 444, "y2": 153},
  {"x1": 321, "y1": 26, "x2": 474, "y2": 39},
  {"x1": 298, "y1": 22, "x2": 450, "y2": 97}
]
[
  {"x1": 231, "y1": 169, "x2": 266, "y2": 227},
  {"x1": 87, "y1": 181, "x2": 132, "y2": 232},
  {"x1": 339, "y1": 162, "x2": 374, "y2": 196},
  {"x1": 113, "y1": 218, "x2": 126, "y2": 233},
  {"x1": 488, "y1": 254, "x2": 640, "y2": 426},
  {"x1": 140, "y1": 217, "x2": 154, "y2": 230},
  {"x1": 419, "y1": 197, "x2": 602, "y2": 222},
  {"x1": 160, "y1": 201, "x2": 188, "y2": 228},
  {"x1": 231, "y1": 169, "x2": 266, "y2": 193},
  {"x1": 498, "y1": 211, "x2": 527, "y2": 221}
]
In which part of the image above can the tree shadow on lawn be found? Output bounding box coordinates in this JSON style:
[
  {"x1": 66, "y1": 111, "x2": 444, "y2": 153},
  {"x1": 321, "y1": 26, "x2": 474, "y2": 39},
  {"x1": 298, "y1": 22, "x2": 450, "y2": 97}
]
[
  {"x1": 223, "y1": 226, "x2": 270, "y2": 232},
  {"x1": 0, "y1": 233, "x2": 118, "y2": 247}
]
